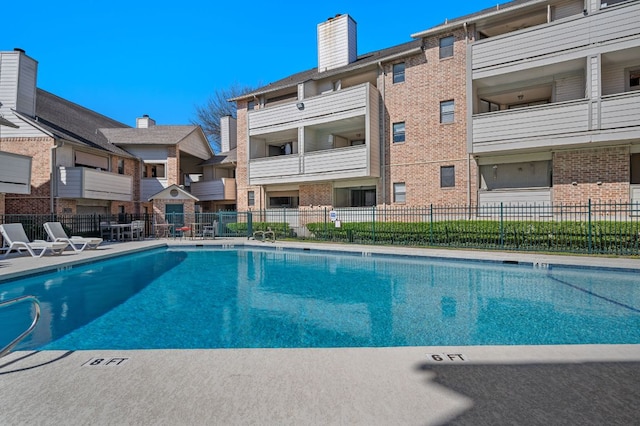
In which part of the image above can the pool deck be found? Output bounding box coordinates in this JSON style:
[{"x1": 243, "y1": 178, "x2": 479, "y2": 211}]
[{"x1": 1, "y1": 238, "x2": 640, "y2": 425}]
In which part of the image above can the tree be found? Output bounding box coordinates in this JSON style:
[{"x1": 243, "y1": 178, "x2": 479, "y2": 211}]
[{"x1": 192, "y1": 83, "x2": 256, "y2": 153}]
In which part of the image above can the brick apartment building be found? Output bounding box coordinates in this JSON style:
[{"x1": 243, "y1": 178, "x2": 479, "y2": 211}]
[
  {"x1": 231, "y1": 0, "x2": 640, "y2": 211},
  {"x1": 0, "y1": 49, "x2": 216, "y2": 218}
]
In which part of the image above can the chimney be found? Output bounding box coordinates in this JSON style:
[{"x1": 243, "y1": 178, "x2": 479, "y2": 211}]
[
  {"x1": 0, "y1": 48, "x2": 38, "y2": 117},
  {"x1": 136, "y1": 114, "x2": 156, "y2": 128},
  {"x1": 220, "y1": 115, "x2": 237, "y2": 152},
  {"x1": 317, "y1": 14, "x2": 357, "y2": 72}
]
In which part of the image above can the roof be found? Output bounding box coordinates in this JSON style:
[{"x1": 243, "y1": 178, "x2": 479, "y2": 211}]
[
  {"x1": 23, "y1": 89, "x2": 135, "y2": 158},
  {"x1": 148, "y1": 184, "x2": 199, "y2": 202},
  {"x1": 99, "y1": 126, "x2": 203, "y2": 145},
  {"x1": 200, "y1": 147, "x2": 237, "y2": 166},
  {"x1": 232, "y1": 39, "x2": 423, "y2": 101}
]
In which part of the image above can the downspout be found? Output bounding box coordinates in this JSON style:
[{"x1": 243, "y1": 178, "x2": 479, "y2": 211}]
[
  {"x1": 50, "y1": 139, "x2": 64, "y2": 215},
  {"x1": 464, "y1": 22, "x2": 472, "y2": 209},
  {"x1": 378, "y1": 61, "x2": 386, "y2": 204}
]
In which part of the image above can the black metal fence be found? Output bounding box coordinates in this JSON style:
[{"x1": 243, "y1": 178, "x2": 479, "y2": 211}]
[
  {"x1": 247, "y1": 200, "x2": 640, "y2": 256},
  {"x1": 3, "y1": 201, "x2": 640, "y2": 255}
]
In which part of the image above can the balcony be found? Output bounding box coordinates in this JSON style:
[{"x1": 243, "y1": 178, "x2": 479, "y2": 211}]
[
  {"x1": 0, "y1": 151, "x2": 31, "y2": 194},
  {"x1": 249, "y1": 83, "x2": 377, "y2": 135},
  {"x1": 57, "y1": 167, "x2": 132, "y2": 201},
  {"x1": 250, "y1": 144, "x2": 377, "y2": 185},
  {"x1": 247, "y1": 83, "x2": 380, "y2": 185},
  {"x1": 190, "y1": 178, "x2": 237, "y2": 201},
  {"x1": 472, "y1": 91, "x2": 640, "y2": 152},
  {"x1": 471, "y1": 1, "x2": 640, "y2": 77}
]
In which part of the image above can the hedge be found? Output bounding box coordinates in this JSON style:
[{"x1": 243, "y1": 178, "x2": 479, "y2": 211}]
[{"x1": 304, "y1": 220, "x2": 640, "y2": 255}]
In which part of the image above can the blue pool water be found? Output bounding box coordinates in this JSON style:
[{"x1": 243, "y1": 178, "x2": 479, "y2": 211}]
[{"x1": 1, "y1": 247, "x2": 639, "y2": 350}]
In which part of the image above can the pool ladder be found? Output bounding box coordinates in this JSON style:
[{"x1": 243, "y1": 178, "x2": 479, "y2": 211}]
[{"x1": 0, "y1": 295, "x2": 41, "y2": 358}]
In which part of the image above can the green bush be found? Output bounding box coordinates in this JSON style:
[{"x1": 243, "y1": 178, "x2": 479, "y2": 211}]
[
  {"x1": 226, "y1": 222, "x2": 291, "y2": 238},
  {"x1": 303, "y1": 220, "x2": 640, "y2": 255}
]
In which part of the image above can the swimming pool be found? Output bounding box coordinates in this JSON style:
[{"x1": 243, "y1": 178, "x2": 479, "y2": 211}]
[{"x1": 1, "y1": 246, "x2": 639, "y2": 350}]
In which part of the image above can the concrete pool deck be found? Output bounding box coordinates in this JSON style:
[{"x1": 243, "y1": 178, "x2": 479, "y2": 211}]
[{"x1": 1, "y1": 238, "x2": 639, "y2": 425}]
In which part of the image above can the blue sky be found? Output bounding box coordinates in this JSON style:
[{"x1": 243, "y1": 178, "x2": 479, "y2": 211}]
[{"x1": 3, "y1": 1, "x2": 500, "y2": 127}]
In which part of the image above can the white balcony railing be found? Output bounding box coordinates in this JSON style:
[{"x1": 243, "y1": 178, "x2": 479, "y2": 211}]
[
  {"x1": 0, "y1": 151, "x2": 31, "y2": 194},
  {"x1": 249, "y1": 83, "x2": 374, "y2": 135},
  {"x1": 57, "y1": 167, "x2": 132, "y2": 201},
  {"x1": 249, "y1": 145, "x2": 376, "y2": 185},
  {"x1": 471, "y1": 1, "x2": 640, "y2": 74},
  {"x1": 473, "y1": 99, "x2": 590, "y2": 145},
  {"x1": 472, "y1": 91, "x2": 640, "y2": 152},
  {"x1": 190, "y1": 178, "x2": 237, "y2": 201}
]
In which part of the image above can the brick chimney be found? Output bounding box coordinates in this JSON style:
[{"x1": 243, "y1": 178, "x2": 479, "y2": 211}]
[{"x1": 317, "y1": 14, "x2": 357, "y2": 72}]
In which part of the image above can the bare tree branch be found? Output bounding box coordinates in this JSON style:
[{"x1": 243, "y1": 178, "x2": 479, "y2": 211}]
[{"x1": 191, "y1": 83, "x2": 256, "y2": 153}]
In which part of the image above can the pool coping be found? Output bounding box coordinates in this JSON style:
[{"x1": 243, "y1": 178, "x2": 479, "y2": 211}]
[
  {"x1": 2, "y1": 237, "x2": 640, "y2": 283},
  {"x1": 1, "y1": 238, "x2": 640, "y2": 424}
]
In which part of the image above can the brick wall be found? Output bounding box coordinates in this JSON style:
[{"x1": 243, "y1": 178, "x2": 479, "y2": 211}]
[
  {"x1": 152, "y1": 199, "x2": 196, "y2": 223},
  {"x1": 299, "y1": 183, "x2": 333, "y2": 206},
  {"x1": 384, "y1": 28, "x2": 474, "y2": 207},
  {"x1": 1, "y1": 137, "x2": 55, "y2": 214},
  {"x1": 167, "y1": 146, "x2": 179, "y2": 186},
  {"x1": 553, "y1": 146, "x2": 630, "y2": 203},
  {"x1": 0, "y1": 193, "x2": 4, "y2": 215}
]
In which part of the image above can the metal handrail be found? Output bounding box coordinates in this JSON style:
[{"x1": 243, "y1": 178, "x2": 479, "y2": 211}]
[{"x1": 0, "y1": 295, "x2": 41, "y2": 358}]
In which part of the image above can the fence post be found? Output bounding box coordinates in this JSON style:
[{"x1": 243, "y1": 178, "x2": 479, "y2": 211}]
[
  {"x1": 429, "y1": 204, "x2": 433, "y2": 246},
  {"x1": 372, "y1": 205, "x2": 376, "y2": 243},
  {"x1": 588, "y1": 199, "x2": 592, "y2": 254},
  {"x1": 247, "y1": 211, "x2": 253, "y2": 238},
  {"x1": 324, "y1": 207, "x2": 327, "y2": 239},
  {"x1": 500, "y1": 202, "x2": 504, "y2": 249}
]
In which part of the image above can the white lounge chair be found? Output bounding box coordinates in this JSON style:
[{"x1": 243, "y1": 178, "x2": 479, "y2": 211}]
[
  {"x1": 44, "y1": 222, "x2": 103, "y2": 252},
  {"x1": 0, "y1": 223, "x2": 69, "y2": 258}
]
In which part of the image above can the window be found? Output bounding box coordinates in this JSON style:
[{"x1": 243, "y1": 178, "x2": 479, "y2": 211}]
[
  {"x1": 393, "y1": 182, "x2": 406, "y2": 203},
  {"x1": 439, "y1": 36, "x2": 454, "y2": 59},
  {"x1": 441, "y1": 166, "x2": 455, "y2": 188},
  {"x1": 393, "y1": 122, "x2": 405, "y2": 143},
  {"x1": 143, "y1": 163, "x2": 166, "y2": 178},
  {"x1": 631, "y1": 154, "x2": 640, "y2": 184},
  {"x1": 628, "y1": 68, "x2": 640, "y2": 91},
  {"x1": 248, "y1": 191, "x2": 255, "y2": 207},
  {"x1": 392, "y1": 62, "x2": 405, "y2": 84},
  {"x1": 479, "y1": 99, "x2": 500, "y2": 113},
  {"x1": 351, "y1": 188, "x2": 376, "y2": 207},
  {"x1": 268, "y1": 196, "x2": 299, "y2": 208},
  {"x1": 440, "y1": 100, "x2": 455, "y2": 123},
  {"x1": 117, "y1": 159, "x2": 125, "y2": 174}
]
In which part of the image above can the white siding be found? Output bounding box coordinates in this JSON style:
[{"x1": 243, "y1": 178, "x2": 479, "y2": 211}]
[
  {"x1": 0, "y1": 151, "x2": 31, "y2": 194},
  {"x1": 249, "y1": 83, "x2": 372, "y2": 134},
  {"x1": 250, "y1": 155, "x2": 301, "y2": 180},
  {"x1": 124, "y1": 146, "x2": 169, "y2": 161},
  {"x1": 473, "y1": 100, "x2": 590, "y2": 144},
  {"x1": 553, "y1": 0, "x2": 585, "y2": 20},
  {"x1": 57, "y1": 167, "x2": 132, "y2": 201},
  {"x1": 16, "y1": 54, "x2": 37, "y2": 117},
  {"x1": 601, "y1": 61, "x2": 629, "y2": 95},
  {"x1": 178, "y1": 130, "x2": 211, "y2": 160},
  {"x1": 478, "y1": 189, "x2": 552, "y2": 206},
  {"x1": 555, "y1": 72, "x2": 585, "y2": 102},
  {"x1": 142, "y1": 178, "x2": 168, "y2": 201},
  {"x1": 317, "y1": 15, "x2": 357, "y2": 72},
  {"x1": 601, "y1": 91, "x2": 640, "y2": 129},
  {"x1": 220, "y1": 116, "x2": 237, "y2": 152},
  {"x1": 190, "y1": 178, "x2": 236, "y2": 201},
  {"x1": 368, "y1": 86, "x2": 380, "y2": 174}
]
